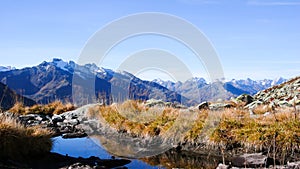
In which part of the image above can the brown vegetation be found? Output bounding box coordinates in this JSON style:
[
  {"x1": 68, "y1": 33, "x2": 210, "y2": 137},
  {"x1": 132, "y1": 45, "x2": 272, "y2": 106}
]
[
  {"x1": 8, "y1": 101, "x2": 76, "y2": 115},
  {"x1": 0, "y1": 114, "x2": 53, "y2": 161},
  {"x1": 89, "y1": 100, "x2": 300, "y2": 162}
]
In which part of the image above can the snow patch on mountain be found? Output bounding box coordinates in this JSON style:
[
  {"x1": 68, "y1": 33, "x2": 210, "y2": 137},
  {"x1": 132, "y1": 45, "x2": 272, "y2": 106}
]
[{"x1": 0, "y1": 66, "x2": 15, "y2": 72}]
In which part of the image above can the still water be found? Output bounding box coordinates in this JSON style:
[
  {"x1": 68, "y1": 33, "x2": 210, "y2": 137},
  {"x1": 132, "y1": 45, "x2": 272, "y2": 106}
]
[
  {"x1": 51, "y1": 136, "x2": 221, "y2": 168},
  {"x1": 51, "y1": 136, "x2": 164, "y2": 168}
]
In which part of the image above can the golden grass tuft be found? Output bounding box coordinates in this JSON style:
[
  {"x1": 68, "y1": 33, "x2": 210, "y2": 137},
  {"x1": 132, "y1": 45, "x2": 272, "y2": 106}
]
[
  {"x1": 88, "y1": 100, "x2": 300, "y2": 160},
  {"x1": 8, "y1": 101, "x2": 76, "y2": 115},
  {"x1": 210, "y1": 108, "x2": 300, "y2": 158},
  {"x1": 88, "y1": 100, "x2": 179, "y2": 137},
  {"x1": 0, "y1": 115, "x2": 53, "y2": 161}
]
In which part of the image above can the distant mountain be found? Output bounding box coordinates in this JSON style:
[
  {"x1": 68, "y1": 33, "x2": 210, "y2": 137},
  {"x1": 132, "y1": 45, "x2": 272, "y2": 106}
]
[
  {"x1": 227, "y1": 77, "x2": 287, "y2": 95},
  {"x1": 0, "y1": 66, "x2": 15, "y2": 72},
  {"x1": 153, "y1": 77, "x2": 287, "y2": 102},
  {"x1": 0, "y1": 58, "x2": 288, "y2": 106},
  {"x1": 0, "y1": 82, "x2": 35, "y2": 111},
  {"x1": 0, "y1": 59, "x2": 191, "y2": 106}
]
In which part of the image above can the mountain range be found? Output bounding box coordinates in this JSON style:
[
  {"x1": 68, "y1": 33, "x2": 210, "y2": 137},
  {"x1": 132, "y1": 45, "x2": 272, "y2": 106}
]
[
  {"x1": 0, "y1": 82, "x2": 35, "y2": 110},
  {"x1": 0, "y1": 59, "x2": 187, "y2": 106},
  {"x1": 153, "y1": 77, "x2": 286, "y2": 102},
  {"x1": 0, "y1": 58, "x2": 287, "y2": 106}
]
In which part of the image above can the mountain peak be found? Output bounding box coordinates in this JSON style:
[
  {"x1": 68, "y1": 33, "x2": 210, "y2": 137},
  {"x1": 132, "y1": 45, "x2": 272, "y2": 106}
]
[{"x1": 0, "y1": 66, "x2": 16, "y2": 72}]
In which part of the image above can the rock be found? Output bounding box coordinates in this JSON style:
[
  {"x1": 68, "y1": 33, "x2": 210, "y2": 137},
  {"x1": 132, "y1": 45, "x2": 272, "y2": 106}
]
[
  {"x1": 236, "y1": 94, "x2": 254, "y2": 105},
  {"x1": 209, "y1": 102, "x2": 234, "y2": 110},
  {"x1": 172, "y1": 103, "x2": 187, "y2": 109},
  {"x1": 75, "y1": 124, "x2": 94, "y2": 134},
  {"x1": 245, "y1": 100, "x2": 263, "y2": 109},
  {"x1": 216, "y1": 164, "x2": 242, "y2": 169},
  {"x1": 216, "y1": 163, "x2": 229, "y2": 169},
  {"x1": 231, "y1": 153, "x2": 277, "y2": 168},
  {"x1": 278, "y1": 100, "x2": 290, "y2": 107},
  {"x1": 198, "y1": 101, "x2": 209, "y2": 110},
  {"x1": 287, "y1": 161, "x2": 300, "y2": 168},
  {"x1": 65, "y1": 162, "x2": 92, "y2": 169},
  {"x1": 62, "y1": 132, "x2": 87, "y2": 139},
  {"x1": 63, "y1": 119, "x2": 79, "y2": 126},
  {"x1": 18, "y1": 114, "x2": 36, "y2": 122},
  {"x1": 52, "y1": 114, "x2": 64, "y2": 123},
  {"x1": 59, "y1": 126, "x2": 74, "y2": 133},
  {"x1": 145, "y1": 99, "x2": 165, "y2": 107}
]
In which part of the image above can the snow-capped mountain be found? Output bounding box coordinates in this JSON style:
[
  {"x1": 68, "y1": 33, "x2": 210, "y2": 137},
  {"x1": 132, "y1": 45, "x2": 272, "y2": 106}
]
[
  {"x1": 0, "y1": 58, "x2": 189, "y2": 105},
  {"x1": 153, "y1": 77, "x2": 287, "y2": 102},
  {"x1": 0, "y1": 66, "x2": 15, "y2": 72},
  {"x1": 227, "y1": 77, "x2": 287, "y2": 95},
  {"x1": 0, "y1": 58, "x2": 289, "y2": 105}
]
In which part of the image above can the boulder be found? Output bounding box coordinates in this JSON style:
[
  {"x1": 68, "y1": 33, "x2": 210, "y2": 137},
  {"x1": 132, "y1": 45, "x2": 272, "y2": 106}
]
[
  {"x1": 287, "y1": 161, "x2": 300, "y2": 168},
  {"x1": 198, "y1": 101, "x2": 209, "y2": 110},
  {"x1": 145, "y1": 99, "x2": 165, "y2": 107},
  {"x1": 52, "y1": 114, "x2": 64, "y2": 123},
  {"x1": 209, "y1": 103, "x2": 235, "y2": 110},
  {"x1": 63, "y1": 119, "x2": 79, "y2": 126},
  {"x1": 231, "y1": 153, "x2": 278, "y2": 168},
  {"x1": 62, "y1": 132, "x2": 87, "y2": 139},
  {"x1": 216, "y1": 163, "x2": 230, "y2": 169},
  {"x1": 236, "y1": 94, "x2": 254, "y2": 105},
  {"x1": 245, "y1": 100, "x2": 263, "y2": 109}
]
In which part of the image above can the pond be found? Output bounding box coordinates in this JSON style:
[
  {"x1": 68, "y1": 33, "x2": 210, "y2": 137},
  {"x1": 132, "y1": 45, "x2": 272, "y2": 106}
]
[
  {"x1": 51, "y1": 136, "x2": 221, "y2": 168},
  {"x1": 51, "y1": 136, "x2": 165, "y2": 169}
]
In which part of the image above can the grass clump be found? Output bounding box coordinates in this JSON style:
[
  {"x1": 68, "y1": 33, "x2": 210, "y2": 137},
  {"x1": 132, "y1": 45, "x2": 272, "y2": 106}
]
[
  {"x1": 0, "y1": 114, "x2": 53, "y2": 161},
  {"x1": 88, "y1": 100, "x2": 179, "y2": 137},
  {"x1": 210, "y1": 110, "x2": 300, "y2": 160},
  {"x1": 89, "y1": 100, "x2": 300, "y2": 161},
  {"x1": 8, "y1": 101, "x2": 75, "y2": 115}
]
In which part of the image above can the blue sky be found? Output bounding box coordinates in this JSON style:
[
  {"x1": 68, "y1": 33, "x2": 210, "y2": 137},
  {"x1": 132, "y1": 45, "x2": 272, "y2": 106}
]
[{"x1": 0, "y1": 0, "x2": 299, "y2": 81}]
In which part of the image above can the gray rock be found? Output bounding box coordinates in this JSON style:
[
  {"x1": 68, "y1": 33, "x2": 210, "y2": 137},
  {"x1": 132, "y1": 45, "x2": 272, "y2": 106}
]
[
  {"x1": 231, "y1": 153, "x2": 277, "y2": 168},
  {"x1": 287, "y1": 161, "x2": 300, "y2": 169},
  {"x1": 62, "y1": 132, "x2": 87, "y2": 139},
  {"x1": 245, "y1": 100, "x2": 263, "y2": 109},
  {"x1": 198, "y1": 101, "x2": 209, "y2": 110},
  {"x1": 63, "y1": 119, "x2": 79, "y2": 126},
  {"x1": 278, "y1": 100, "x2": 290, "y2": 107},
  {"x1": 209, "y1": 103, "x2": 234, "y2": 110},
  {"x1": 145, "y1": 99, "x2": 165, "y2": 107},
  {"x1": 216, "y1": 163, "x2": 229, "y2": 169},
  {"x1": 52, "y1": 114, "x2": 64, "y2": 123},
  {"x1": 236, "y1": 94, "x2": 254, "y2": 105},
  {"x1": 75, "y1": 124, "x2": 94, "y2": 134}
]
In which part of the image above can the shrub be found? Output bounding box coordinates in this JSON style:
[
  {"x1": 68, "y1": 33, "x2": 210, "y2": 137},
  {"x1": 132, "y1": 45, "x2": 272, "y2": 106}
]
[{"x1": 0, "y1": 115, "x2": 53, "y2": 161}]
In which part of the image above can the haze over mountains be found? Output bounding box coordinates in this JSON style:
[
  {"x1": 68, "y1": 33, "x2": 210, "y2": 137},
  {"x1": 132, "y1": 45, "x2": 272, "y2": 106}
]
[{"x1": 0, "y1": 58, "x2": 287, "y2": 106}]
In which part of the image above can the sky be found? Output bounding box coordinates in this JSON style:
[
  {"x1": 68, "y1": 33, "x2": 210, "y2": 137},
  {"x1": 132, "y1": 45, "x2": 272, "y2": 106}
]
[{"x1": 0, "y1": 0, "x2": 299, "y2": 81}]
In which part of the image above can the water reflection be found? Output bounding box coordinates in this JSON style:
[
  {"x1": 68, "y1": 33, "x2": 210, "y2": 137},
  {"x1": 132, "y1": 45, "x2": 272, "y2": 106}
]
[
  {"x1": 141, "y1": 149, "x2": 222, "y2": 169},
  {"x1": 90, "y1": 134, "x2": 222, "y2": 168},
  {"x1": 52, "y1": 136, "x2": 221, "y2": 168}
]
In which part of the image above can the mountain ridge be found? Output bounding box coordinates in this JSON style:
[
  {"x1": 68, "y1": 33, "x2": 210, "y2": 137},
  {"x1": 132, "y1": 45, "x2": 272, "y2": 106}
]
[
  {"x1": 0, "y1": 58, "x2": 190, "y2": 106},
  {"x1": 0, "y1": 58, "x2": 288, "y2": 105},
  {"x1": 0, "y1": 82, "x2": 36, "y2": 110}
]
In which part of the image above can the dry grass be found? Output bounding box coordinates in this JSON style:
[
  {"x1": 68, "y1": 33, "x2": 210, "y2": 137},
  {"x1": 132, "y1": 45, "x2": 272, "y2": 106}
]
[
  {"x1": 210, "y1": 109, "x2": 300, "y2": 160},
  {"x1": 0, "y1": 114, "x2": 53, "y2": 161},
  {"x1": 88, "y1": 100, "x2": 179, "y2": 137},
  {"x1": 8, "y1": 101, "x2": 76, "y2": 115},
  {"x1": 88, "y1": 100, "x2": 300, "y2": 160},
  {"x1": 253, "y1": 105, "x2": 273, "y2": 115}
]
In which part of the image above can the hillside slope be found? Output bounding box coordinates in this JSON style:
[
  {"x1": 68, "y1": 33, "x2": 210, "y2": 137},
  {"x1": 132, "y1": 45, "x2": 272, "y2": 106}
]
[{"x1": 0, "y1": 82, "x2": 36, "y2": 110}]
